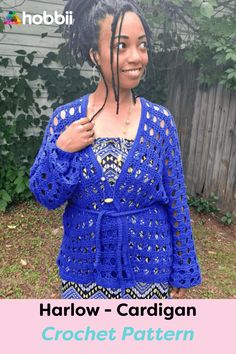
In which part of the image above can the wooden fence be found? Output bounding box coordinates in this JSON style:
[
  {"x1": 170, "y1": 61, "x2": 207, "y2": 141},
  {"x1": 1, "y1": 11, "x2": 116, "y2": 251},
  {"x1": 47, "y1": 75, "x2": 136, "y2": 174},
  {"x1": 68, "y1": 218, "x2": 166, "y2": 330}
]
[{"x1": 164, "y1": 51, "x2": 236, "y2": 214}]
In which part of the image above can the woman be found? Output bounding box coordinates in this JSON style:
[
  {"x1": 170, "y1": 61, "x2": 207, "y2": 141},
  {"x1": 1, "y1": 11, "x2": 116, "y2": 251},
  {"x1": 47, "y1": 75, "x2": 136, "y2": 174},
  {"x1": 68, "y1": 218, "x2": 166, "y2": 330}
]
[{"x1": 29, "y1": 0, "x2": 201, "y2": 299}]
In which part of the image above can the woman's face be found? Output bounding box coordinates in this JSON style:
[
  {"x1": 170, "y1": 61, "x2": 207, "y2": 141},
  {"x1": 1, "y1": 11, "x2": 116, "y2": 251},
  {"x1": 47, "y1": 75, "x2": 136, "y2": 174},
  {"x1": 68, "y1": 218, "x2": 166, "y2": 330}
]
[{"x1": 92, "y1": 11, "x2": 149, "y2": 91}]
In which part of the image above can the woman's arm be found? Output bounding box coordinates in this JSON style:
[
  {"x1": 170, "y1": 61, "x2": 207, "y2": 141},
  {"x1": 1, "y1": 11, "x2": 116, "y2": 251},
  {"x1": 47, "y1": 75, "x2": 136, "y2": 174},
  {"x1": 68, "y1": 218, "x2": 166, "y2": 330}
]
[
  {"x1": 162, "y1": 111, "x2": 202, "y2": 290},
  {"x1": 29, "y1": 107, "x2": 82, "y2": 210}
]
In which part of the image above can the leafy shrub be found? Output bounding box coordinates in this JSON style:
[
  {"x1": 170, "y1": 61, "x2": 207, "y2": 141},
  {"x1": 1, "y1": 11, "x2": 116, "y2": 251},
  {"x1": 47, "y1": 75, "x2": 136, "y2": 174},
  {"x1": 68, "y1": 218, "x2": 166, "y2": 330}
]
[
  {"x1": 187, "y1": 193, "x2": 220, "y2": 214},
  {"x1": 0, "y1": 49, "x2": 92, "y2": 212}
]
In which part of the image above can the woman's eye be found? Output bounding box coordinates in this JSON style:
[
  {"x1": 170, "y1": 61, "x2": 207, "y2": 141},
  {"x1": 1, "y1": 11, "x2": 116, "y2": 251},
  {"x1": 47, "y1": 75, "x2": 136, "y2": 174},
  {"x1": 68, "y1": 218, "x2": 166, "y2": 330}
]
[
  {"x1": 140, "y1": 42, "x2": 147, "y2": 49},
  {"x1": 115, "y1": 42, "x2": 126, "y2": 50}
]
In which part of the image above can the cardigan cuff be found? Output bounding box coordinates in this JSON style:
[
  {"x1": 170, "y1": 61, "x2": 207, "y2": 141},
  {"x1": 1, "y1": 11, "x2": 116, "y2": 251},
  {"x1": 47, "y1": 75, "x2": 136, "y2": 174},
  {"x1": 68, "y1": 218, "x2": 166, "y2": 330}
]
[
  {"x1": 54, "y1": 143, "x2": 76, "y2": 159},
  {"x1": 46, "y1": 135, "x2": 78, "y2": 177},
  {"x1": 169, "y1": 263, "x2": 202, "y2": 289}
]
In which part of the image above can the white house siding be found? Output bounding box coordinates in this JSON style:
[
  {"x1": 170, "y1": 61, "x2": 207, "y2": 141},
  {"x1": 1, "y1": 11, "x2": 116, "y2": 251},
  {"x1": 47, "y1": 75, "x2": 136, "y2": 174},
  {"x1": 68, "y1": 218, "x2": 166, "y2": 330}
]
[{"x1": 0, "y1": 0, "x2": 92, "y2": 137}]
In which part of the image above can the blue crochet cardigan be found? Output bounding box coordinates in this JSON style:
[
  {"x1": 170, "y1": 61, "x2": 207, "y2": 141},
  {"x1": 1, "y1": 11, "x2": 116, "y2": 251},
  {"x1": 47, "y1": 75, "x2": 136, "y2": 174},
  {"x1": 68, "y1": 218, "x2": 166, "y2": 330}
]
[{"x1": 29, "y1": 94, "x2": 201, "y2": 291}]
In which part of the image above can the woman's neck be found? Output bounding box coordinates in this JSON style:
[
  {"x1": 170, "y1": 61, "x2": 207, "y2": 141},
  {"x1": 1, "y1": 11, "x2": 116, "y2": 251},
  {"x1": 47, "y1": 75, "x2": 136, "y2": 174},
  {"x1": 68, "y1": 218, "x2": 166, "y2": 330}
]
[{"x1": 92, "y1": 80, "x2": 133, "y2": 110}]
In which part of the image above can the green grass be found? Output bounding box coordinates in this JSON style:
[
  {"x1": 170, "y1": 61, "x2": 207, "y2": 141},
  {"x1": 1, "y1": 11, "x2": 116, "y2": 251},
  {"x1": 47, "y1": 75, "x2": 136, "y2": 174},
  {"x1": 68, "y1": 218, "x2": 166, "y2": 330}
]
[{"x1": 0, "y1": 199, "x2": 235, "y2": 299}]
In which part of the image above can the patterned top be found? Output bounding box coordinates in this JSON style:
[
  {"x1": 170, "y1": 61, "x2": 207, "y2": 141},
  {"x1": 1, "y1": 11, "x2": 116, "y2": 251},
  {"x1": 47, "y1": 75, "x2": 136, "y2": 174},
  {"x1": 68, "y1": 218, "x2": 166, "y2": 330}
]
[
  {"x1": 92, "y1": 137, "x2": 134, "y2": 187},
  {"x1": 29, "y1": 94, "x2": 202, "y2": 291}
]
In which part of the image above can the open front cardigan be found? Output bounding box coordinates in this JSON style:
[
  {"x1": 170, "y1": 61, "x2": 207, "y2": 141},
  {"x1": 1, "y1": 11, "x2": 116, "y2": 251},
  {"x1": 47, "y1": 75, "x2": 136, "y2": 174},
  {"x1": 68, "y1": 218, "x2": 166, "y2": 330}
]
[{"x1": 29, "y1": 94, "x2": 201, "y2": 291}]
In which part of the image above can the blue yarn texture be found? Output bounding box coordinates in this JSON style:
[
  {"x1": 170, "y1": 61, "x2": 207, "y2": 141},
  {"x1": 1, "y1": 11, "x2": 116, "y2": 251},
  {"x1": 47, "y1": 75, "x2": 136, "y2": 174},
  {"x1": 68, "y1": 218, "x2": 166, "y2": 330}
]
[{"x1": 29, "y1": 94, "x2": 202, "y2": 290}]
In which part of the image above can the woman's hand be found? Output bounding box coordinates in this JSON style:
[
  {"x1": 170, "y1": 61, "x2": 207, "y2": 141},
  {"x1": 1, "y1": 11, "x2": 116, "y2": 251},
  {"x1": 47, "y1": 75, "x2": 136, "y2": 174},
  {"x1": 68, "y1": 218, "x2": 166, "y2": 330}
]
[
  {"x1": 56, "y1": 117, "x2": 95, "y2": 153},
  {"x1": 170, "y1": 288, "x2": 187, "y2": 299}
]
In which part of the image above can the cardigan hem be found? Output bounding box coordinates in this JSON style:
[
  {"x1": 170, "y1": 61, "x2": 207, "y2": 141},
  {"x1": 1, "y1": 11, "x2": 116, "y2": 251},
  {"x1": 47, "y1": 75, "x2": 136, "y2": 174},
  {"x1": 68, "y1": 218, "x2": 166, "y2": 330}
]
[{"x1": 57, "y1": 268, "x2": 171, "y2": 289}]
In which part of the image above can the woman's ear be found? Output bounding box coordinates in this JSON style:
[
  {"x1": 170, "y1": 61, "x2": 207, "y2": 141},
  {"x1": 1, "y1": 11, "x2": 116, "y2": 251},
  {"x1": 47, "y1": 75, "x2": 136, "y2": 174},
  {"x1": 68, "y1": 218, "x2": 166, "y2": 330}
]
[{"x1": 89, "y1": 48, "x2": 100, "y2": 66}]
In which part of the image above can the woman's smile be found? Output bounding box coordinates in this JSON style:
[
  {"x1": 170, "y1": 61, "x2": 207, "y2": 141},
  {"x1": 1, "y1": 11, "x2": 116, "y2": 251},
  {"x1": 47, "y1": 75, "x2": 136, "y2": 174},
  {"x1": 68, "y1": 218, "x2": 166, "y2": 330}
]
[
  {"x1": 122, "y1": 67, "x2": 142, "y2": 72},
  {"x1": 121, "y1": 67, "x2": 143, "y2": 78}
]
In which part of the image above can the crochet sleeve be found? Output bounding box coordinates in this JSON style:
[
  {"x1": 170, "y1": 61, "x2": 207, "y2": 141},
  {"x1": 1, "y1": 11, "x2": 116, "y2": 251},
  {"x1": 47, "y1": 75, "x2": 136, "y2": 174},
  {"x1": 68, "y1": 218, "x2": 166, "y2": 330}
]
[
  {"x1": 162, "y1": 113, "x2": 201, "y2": 289},
  {"x1": 29, "y1": 107, "x2": 81, "y2": 210}
]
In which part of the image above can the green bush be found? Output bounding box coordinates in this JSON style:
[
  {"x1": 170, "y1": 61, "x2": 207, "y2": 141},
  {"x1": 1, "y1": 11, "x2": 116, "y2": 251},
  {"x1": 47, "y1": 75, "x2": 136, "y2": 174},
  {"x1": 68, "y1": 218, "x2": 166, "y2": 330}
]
[
  {"x1": 221, "y1": 212, "x2": 233, "y2": 226},
  {"x1": 187, "y1": 193, "x2": 220, "y2": 214},
  {"x1": 0, "y1": 48, "x2": 92, "y2": 212}
]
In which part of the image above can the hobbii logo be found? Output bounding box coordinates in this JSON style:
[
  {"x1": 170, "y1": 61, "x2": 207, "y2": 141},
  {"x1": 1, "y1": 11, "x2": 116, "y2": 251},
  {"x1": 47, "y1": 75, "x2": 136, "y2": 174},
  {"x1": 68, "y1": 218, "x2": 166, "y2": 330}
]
[{"x1": 22, "y1": 11, "x2": 73, "y2": 25}]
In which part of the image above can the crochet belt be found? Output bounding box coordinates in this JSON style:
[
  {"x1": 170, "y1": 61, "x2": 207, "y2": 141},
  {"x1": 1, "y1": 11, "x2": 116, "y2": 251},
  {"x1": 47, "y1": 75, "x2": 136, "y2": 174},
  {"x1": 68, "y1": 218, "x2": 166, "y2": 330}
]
[{"x1": 68, "y1": 202, "x2": 151, "y2": 296}]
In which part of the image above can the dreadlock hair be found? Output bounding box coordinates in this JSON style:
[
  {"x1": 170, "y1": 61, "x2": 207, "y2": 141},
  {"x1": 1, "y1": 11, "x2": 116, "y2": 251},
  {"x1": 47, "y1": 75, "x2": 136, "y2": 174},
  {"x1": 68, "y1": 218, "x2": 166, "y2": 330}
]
[{"x1": 63, "y1": 0, "x2": 154, "y2": 118}]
